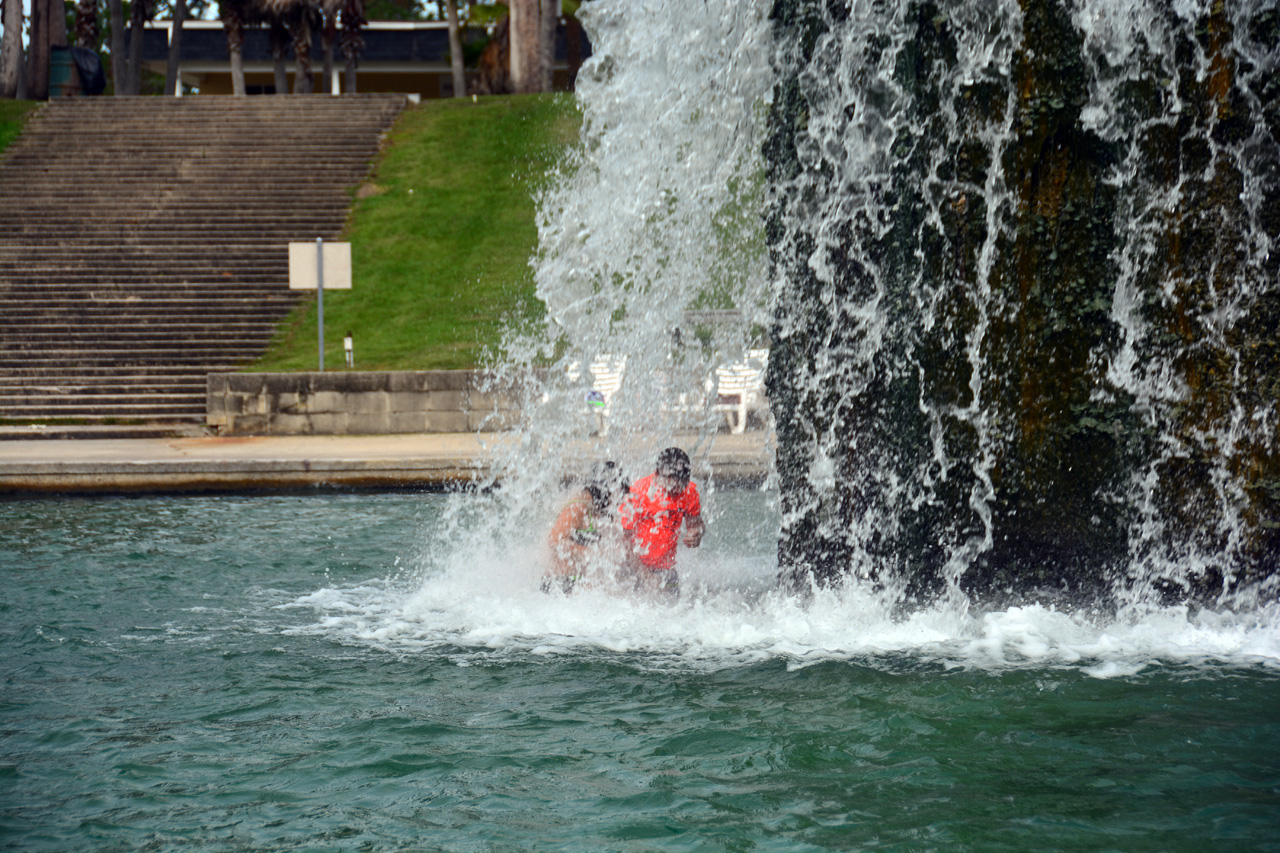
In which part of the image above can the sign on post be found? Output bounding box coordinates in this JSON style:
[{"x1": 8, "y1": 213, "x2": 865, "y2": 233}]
[{"x1": 289, "y1": 240, "x2": 352, "y2": 371}]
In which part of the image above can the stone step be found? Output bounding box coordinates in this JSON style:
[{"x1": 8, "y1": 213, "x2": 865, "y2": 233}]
[
  {"x1": 0, "y1": 347, "x2": 257, "y2": 360},
  {"x1": 0, "y1": 366, "x2": 217, "y2": 379},
  {"x1": 0, "y1": 206, "x2": 352, "y2": 217},
  {"x1": 2, "y1": 324, "x2": 278, "y2": 336},
  {"x1": 1, "y1": 145, "x2": 378, "y2": 157},
  {"x1": 0, "y1": 285, "x2": 295, "y2": 295},
  {"x1": 0, "y1": 227, "x2": 341, "y2": 233},
  {"x1": 0, "y1": 220, "x2": 349, "y2": 230},
  {"x1": 27, "y1": 106, "x2": 402, "y2": 119},
  {"x1": 0, "y1": 168, "x2": 376, "y2": 180},
  {"x1": 0, "y1": 300, "x2": 292, "y2": 309},
  {"x1": 0, "y1": 233, "x2": 347, "y2": 244},
  {"x1": 0, "y1": 162, "x2": 376, "y2": 172},
  {"x1": 0, "y1": 276, "x2": 296, "y2": 284},
  {"x1": 0, "y1": 269, "x2": 295, "y2": 276},
  {"x1": 0, "y1": 210, "x2": 351, "y2": 218},
  {"x1": 2, "y1": 339, "x2": 272, "y2": 353},
  {"x1": 0, "y1": 201, "x2": 353, "y2": 212},
  {"x1": 0, "y1": 390, "x2": 205, "y2": 405},
  {"x1": 23, "y1": 113, "x2": 397, "y2": 122},
  {"x1": 0, "y1": 253, "x2": 297, "y2": 260},
  {"x1": 3, "y1": 329, "x2": 274, "y2": 341},
  {"x1": 0, "y1": 289, "x2": 294, "y2": 298},
  {"x1": 0, "y1": 293, "x2": 291, "y2": 301},
  {"x1": 2, "y1": 329, "x2": 278, "y2": 340},
  {"x1": 0, "y1": 402, "x2": 206, "y2": 419},
  {"x1": 0, "y1": 184, "x2": 358, "y2": 195},
  {"x1": 1, "y1": 306, "x2": 292, "y2": 317},
  {"x1": 0, "y1": 243, "x2": 328, "y2": 252},
  {"x1": 0, "y1": 293, "x2": 295, "y2": 304},
  {"x1": 1, "y1": 376, "x2": 207, "y2": 389},
  {"x1": 1, "y1": 320, "x2": 288, "y2": 330},
  {"x1": 0, "y1": 169, "x2": 375, "y2": 182}
]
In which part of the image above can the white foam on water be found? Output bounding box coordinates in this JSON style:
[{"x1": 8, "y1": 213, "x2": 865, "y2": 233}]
[{"x1": 284, "y1": 550, "x2": 1280, "y2": 676}]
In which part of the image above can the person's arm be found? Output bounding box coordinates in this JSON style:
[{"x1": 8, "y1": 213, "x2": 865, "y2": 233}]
[
  {"x1": 682, "y1": 514, "x2": 705, "y2": 548},
  {"x1": 547, "y1": 498, "x2": 588, "y2": 576}
]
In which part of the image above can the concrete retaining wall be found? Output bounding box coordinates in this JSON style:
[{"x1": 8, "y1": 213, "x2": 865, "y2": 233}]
[{"x1": 207, "y1": 371, "x2": 541, "y2": 435}]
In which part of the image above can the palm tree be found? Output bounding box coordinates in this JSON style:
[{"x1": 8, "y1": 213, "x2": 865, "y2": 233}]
[
  {"x1": 218, "y1": 0, "x2": 260, "y2": 96},
  {"x1": 264, "y1": 0, "x2": 352, "y2": 94},
  {"x1": 508, "y1": 0, "x2": 556, "y2": 94},
  {"x1": 1, "y1": 0, "x2": 24, "y2": 98},
  {"x1": 444, "y1": 0, "x2": 463, "y2": 98},
  {"x1": 338, "y1": 0, "x2": 364, "y2": 94},
  {"x1": 125, "y1": 0, "x2": 152, "y2": 94},
  {"x1": 320, "y1": 4, "x2": 338, "y2": 94},
  {"x1": 74, "y1": 0, "x2": 100, "y2": 49},
  {"x1": 165, "y1": 0, "x2": 192, "y2": 96},
  {"x1": 24, "y1": 0, "x2": 68, "y2": 98},
  {"x1": 269, "y1": 12, "x2": 291, "y2": 94}
]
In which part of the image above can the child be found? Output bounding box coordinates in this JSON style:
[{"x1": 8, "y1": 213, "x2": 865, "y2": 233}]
[
  {"x1": 619, "y1": 447, "x2": 705, "y2": 600},
  {"x1": 542, "y1": 461, "x2": 630, "y2": 594}
]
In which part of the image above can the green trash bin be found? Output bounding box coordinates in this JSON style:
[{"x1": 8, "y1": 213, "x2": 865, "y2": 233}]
[{"x1": 49, "y1": 47, "x2": 83, "y2": 99}]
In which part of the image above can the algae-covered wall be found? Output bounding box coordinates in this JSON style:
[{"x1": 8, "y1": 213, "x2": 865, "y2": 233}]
[{"x1": 765, "y1": 0, "x2": 1279, "y2": 603}]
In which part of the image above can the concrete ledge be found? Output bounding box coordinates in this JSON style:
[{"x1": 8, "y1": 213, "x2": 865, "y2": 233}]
[
  {"x1": 0, "y1": 432, "x2": 772, "y2": 495},
  {"x1": 0, "y1": 463, "x2": 485, "y2": 494},
  {"x1": 208, "y1": 370, "x2": 547, "y2": 436}
]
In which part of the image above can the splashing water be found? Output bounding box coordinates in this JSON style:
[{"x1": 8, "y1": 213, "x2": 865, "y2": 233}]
[
  {"x1": 449, "y1": 0, "x2": 778, "y2": 569},
  {"x1": 391, "y1": 0, "x2": 1280, "y2": 666}
]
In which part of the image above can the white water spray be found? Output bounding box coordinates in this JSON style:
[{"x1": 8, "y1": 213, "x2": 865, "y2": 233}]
[{"x1": 344, "y1": 0, "x2": 1280, "y2": 669}]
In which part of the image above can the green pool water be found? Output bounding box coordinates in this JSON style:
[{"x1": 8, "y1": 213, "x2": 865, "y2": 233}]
[{"x1": 2, "y1": 492, "x2": 1277, "y2": 851}]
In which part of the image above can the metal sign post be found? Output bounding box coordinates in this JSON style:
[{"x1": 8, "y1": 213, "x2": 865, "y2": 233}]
[
  {"x1": 316, "y1": 238, "x2": 325, "y2": 371},
  {"x1": 289, "y1": 240, "x2": 352, "y2": 371}
]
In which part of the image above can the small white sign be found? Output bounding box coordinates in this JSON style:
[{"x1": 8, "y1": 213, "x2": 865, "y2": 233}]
[{"x1": 289, "y1": 242, "x2": 352, "y2": 290}]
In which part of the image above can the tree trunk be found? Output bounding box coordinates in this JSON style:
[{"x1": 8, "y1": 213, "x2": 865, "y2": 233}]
[
  {"x1": 1, "y1": 0, "x2": 24, "y2": 99},
  {"x1": 108, "y1": 0, "x2": 125, "y2": 93},
  {"x1": 538, "y1": 0, "x2": 556, "y2": 91},
  {"x1": 291, "y1": 10, "x2": 313, "y2": 94},
  {"x1": 270, "y1": 16, "x2": 289, "y2": 95},
  {"x1": 508, "y1": 3, "x2": 524, "y2": 92},
  {"x1": 74, "y1": 0, "x2": 100, "y2": 49},
  {"x1": 165, "y1": 0, "x2": 188, "y2": 96},
  {"x1": 222, "y1": 8, "x2": 246, "y2": 97},
  {"x1": 509, "y1": 0, "x2": 555, "y2": 94},
  {"x1": 26, "y1": 0, "x2": 67, "y2": 100},
  {"x1": 125, "y1": 0, "x2": 150, "y2": 96},
  {"x1": 321, "y1": 10, "x2": 336, "y2": 94},
  {"x1": 340, "y1": 0, "x2": 364, "y2": 95},
  {"x1": 445, "y1": 0, "x2": 464, "y2": 98}
]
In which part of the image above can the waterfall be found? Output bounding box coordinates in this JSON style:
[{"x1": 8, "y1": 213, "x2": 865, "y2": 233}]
[
  {"x1": 482, "y1": 0, "x2": 1277, "y2": 612},
  {"x1": 768, "y1": 0, "x2": 1279, "y2": 607}
]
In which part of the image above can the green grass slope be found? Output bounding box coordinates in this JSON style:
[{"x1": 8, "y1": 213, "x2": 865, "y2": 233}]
[
  {"x1": 253, "y1": 94, "x2": 580, "y2": 372},
  {"x1": 0, "y1": 101, "x2": 39, "y2": 154}
]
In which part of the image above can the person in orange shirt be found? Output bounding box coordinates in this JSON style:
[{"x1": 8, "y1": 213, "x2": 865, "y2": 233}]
[
  {"x1": 542, "y1": 461, "x2": 631, "y2": 594},
  {"x1": 619, "y1": 447, "x2": 705, "y2": 600}
]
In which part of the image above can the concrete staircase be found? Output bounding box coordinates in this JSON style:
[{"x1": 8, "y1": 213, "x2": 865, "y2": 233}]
[{"x1": 0, "y1": 94, "x2": 405, "y2": 424}]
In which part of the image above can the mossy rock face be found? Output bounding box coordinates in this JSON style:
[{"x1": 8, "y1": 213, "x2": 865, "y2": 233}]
[{"x1": 766, "y1": 0, "x2": 1280, "y2": 604}]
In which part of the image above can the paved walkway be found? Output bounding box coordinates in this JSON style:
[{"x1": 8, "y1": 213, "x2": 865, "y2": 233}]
[{"x1": 0, "y1": 432, "x2": 772, "y2": 494}]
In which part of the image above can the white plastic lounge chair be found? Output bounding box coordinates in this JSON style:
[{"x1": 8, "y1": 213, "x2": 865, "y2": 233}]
[{"x1": 712, "y1": 348, "x2": 768, "y2": 434}]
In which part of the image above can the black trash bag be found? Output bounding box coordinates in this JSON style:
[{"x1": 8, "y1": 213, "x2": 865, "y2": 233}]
[{"x1": 70, "y1": 47, "x2": 106, "y2": 96}]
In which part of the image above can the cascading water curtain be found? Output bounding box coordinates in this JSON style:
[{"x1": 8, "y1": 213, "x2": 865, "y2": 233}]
[
  {"x1": 766, "y1": 0, "x2": 1279, "y2": 608},
  {"x1": 475, "y1": 0, "x2": 775, "y2": 558}
]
